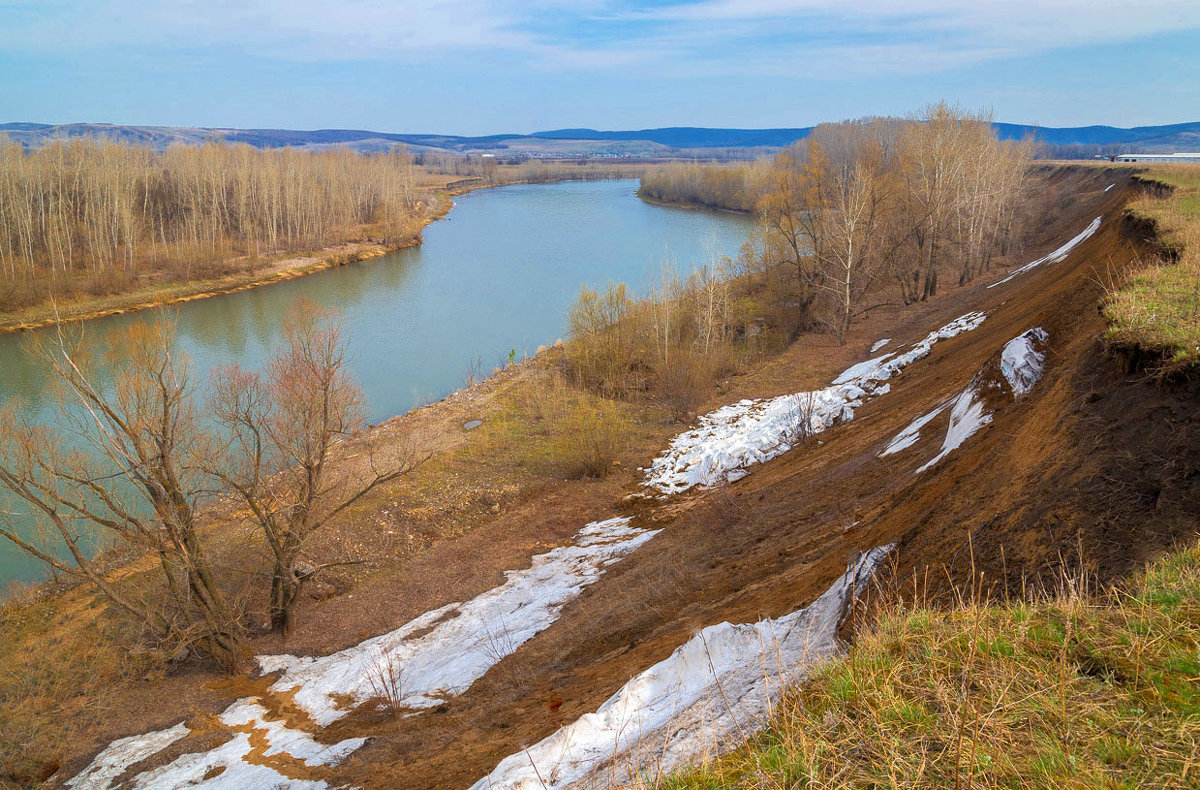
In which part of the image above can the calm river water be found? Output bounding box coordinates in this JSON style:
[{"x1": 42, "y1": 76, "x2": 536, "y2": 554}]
[{"x1": 0, "y1": 179, "x2": 753, "y2": 585}]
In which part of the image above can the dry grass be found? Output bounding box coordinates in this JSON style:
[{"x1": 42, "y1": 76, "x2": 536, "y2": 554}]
[
  {"x1": 506, "y1": 368, "x2": 647, "y2": 479},
  {"x1": 1105, "y1": 165, "x2": 1200, "y2": 368},
  {"x1": 0, "y1": 589, "x2": 149, "y2": 786},
  {"x1": 565, "y1": 262, "x2": 750, "y2": 418},
  {"x1": 656, "y1": 539, "x2": 1200, "y2": 789}
]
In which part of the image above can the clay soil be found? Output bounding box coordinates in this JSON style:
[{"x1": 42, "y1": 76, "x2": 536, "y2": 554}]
[{"x1": 12, "y1": 166, "x2": 1199, "y2": 789}]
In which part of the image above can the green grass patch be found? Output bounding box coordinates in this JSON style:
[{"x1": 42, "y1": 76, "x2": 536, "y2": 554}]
[
  {"x1": 1105, "y1": 165, "x2": 1200, "y2": 368},
  {"x1": 656, "y1": 539, "x2": 1200, "y2": 790},
  {"x1": 1104, "y1": 260, "x2": 1200, "y2": 366}
]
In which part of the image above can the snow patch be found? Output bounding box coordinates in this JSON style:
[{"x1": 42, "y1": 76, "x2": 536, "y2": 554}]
[
  {"x1": 988, "y1": 217, "x2": 1102, "y2": 289},
  {"x1": 1104, "y1": 183, "x2": 1115, "y2": 192},
  {"x1": 1000, "y1": 328, "x2": 1049, "y2": 396},
  {"x1": 870, "y1": 338, "x2": 892, "y2": 352},
  {"x1": 469, "y1": 545, "x2": 894, "y2": 790},
  {"x1": 642, "y1": 311, "x2": 987, "y2": 494},
  {"x1": 915, "y1": 383, "x2": 993, "y2": 474},
  {"x1": 65, "y1": 723, "x2": 189, "y2": 790},
  {"x1": 880, "y1": 402, "x2": 949, "y2": 457},
  {"x1": 911, "y1": 328, "x2": 1050, "y2": 473},
  {"x1": 130, "y1": 700, "x2": 364, "y2": 790},
  {"x1": 258, "y1": 517, "x2": 658, "y2": 726}
]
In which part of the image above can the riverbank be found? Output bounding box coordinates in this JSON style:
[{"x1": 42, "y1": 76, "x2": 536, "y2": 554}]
[
  {"x1": 0, "y1": 165, "x2": 649, "y2": 335},
  {"x1": 0, "y1": 197, "x2": 452, "y2": 335},
  {"x1": 0, "y1": 237, "x2": 416, "y2": 335},
  {"x1": 635, "y1": 186, "x2": 754, "y2": 215}
]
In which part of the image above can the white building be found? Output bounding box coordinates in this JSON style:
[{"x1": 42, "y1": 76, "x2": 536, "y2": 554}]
[{"x1": 1114, "y1": 152, "x2": 1200, "y2": 163}]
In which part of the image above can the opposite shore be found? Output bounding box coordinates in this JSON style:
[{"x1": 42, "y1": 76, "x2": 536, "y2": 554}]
[{"x1": 0, "y1": 171, "x2": 644, "y2": 335}]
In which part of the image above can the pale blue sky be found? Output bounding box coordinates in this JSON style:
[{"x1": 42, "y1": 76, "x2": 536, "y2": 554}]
[{"x1": 1, "y1": 0, "x2": 1198, "y2": 133}]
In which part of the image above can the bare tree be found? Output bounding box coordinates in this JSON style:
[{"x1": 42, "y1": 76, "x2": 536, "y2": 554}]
[
  {"x1": 0, "y1": 319, "x2": 246, "y2": 669},
  {"x1": 210, "y1": 299, "x2": 425, "y2": 634},
  {"x1": 756, "y1": 145, "x2": 822, "y2": 324},
  {"x1": 795, "y1": 125, "x2": 896, "y2": 343}
]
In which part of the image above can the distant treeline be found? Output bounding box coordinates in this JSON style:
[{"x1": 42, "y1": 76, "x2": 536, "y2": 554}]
[
  {"x1": 1040, "y1": 142, "x2": 1133, "y2": 161},
  {"x1": 0, "y1": 140, "x2": 427, "y2": 309},
  {"x1": 638, "y1": 162, "x2": 767, "y2": 212},
  {"x1": 414, "y1": 151, "x2": 646, "y2": 184}
]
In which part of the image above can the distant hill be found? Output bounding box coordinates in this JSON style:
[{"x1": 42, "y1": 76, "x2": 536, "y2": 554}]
[
  {"x1": 531, "y1": 127, "x2": 815, "y2": 148},
  {"x1": 3, "y1": 120, "x2": 1199, "y2": 156},
  {"x1": 992, "y1": 121, "x2": 1200, "y2": 155}
]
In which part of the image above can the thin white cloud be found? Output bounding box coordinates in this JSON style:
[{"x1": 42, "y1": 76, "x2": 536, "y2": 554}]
[
  {"x1": 635, "y1": 0, "x2": 1200, "y2": 51},
  {"x1": 2, "y1": 0, "x2": 1198, "y2": 76}
]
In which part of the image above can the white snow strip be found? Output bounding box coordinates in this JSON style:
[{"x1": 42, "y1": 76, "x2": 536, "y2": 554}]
[
  {"x1": 130, "y1": 700, "x2": 364, "y2": 790},
  {"x1": 469, "y1": 545, "x2": 895, "y2": 790},
  {"x1": 1104, "y1": 183, "x2": 1115, "y2": 192},
  {"x1": 642, "y1": 311, "x2": 988, "y2": 494},
  {"x1": 1000, "y1": 328, "x2": 1049, "y2": 396},
  {"x1": 879, "y1": 402, "x2": 949, "y2": 458},
  {"x1": 65, "y1": 723, "x2": 190, "y2": 790},
  {"x1": 987, "y1": 217, "x2": 1102, "y2": 289},
  {"x1": 915, "y1": 383, "x2": 993, "y2": 474},
  {"x1": 869, "y1": 338, "x2": 892, "y2": 352},
  {"x1": 258, "y1": 517, "x2": 659, "y2": 726}
]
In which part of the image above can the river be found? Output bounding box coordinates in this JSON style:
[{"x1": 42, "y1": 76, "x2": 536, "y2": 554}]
[{"x1": 0, "y1": 179, "x2": 754, "y2": 586}]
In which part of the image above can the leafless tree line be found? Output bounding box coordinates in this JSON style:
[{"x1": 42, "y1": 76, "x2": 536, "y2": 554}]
[
  {"x1": 638, "y1": 162, "x2": 767, "y2": 213},
  {"x1": 758, "y1": 103, "x2": 1034, "y2": 341},
  {"x1": 0, "y1": 139, "x2": 423, "y2": 308},
  {"x1": 416, "y1": 150, "x2": 646, "y2": 185},
  {"x1": 571, "y1": 104, "x2": 1037, "y2": 414}
]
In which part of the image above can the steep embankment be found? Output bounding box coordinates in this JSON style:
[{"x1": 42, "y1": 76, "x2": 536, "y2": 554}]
[{"x1": 56, "y1": 167, "x2": 1198, "y2": 790}]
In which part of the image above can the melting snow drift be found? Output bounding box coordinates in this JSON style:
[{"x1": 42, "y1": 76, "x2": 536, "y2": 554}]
[
  {"x1": 470, "y1": 545, "x2": 895, "y2": 790},
  {"x1": 642, "y1": 312, "x2": 987, "y2": 494},
  {"x1": 914, "y1": 382, "x2": 994, "y2": 474},
  {"x1": 880, "y1": 402, "x2": 949, "y2": 458},
  {"x1": 869, "y1": 338, "x2": 892, "y2": 352},
  {"x1": 913, "y1": 328, "x2": 1050, "y2": 474},
  {"x1": 127, "y1": 700, "x2": 365, "y2": 790},
  {"x1": 1001, "y1": 328, "x2": 1049, "y2": 396},
  {"x1": 988, "y1": 217, "x2": 1101, "y2": 289},
  {"x1": 258, "y1": 516, "x2": 658, "y2": 725},
  {"x1": 68, "y1": 517, "x2": 657, "y2": 789},
  {"x1": 65, "y1": 724, "x2": 190, "y2": 790}
]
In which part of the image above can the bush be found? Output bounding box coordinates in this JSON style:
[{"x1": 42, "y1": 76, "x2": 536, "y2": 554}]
[
  {"x1": 558, "y1": 400, "x2": 631, "y2": 478},
  {"x1": 565, "y1": 260, "x2": 743, "y2": 417}
]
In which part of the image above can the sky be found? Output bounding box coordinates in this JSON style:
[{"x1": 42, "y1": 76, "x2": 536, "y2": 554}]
[{"x1": 1, "y1": 0, "x2": 1199, "y2": 134}]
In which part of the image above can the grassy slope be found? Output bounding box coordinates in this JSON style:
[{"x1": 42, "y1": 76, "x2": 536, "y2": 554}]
[
  {"x1": 1104, "y1": 166, "x2": 1200, "y2": 368},
  {"x1": 661, "y1": 540, "x2": 1200, "y2": 790}
]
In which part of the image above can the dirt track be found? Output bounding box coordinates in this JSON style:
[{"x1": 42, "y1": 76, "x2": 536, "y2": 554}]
[{"x1": 50, "y1": 167, "x2": 1200, "y2": 789}]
